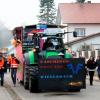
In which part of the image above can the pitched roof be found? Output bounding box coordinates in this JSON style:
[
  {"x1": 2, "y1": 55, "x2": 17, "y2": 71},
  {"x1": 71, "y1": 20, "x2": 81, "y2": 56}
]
[
  {"x1": 58, "y1": 3, "x2": 100, "y2": 24},
  {"x1": 65, "y1": 32, "x2": 100, "y2": 45}
]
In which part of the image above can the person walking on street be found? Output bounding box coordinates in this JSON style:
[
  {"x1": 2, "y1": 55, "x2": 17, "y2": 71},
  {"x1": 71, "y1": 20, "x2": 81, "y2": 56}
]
[
  {"x1": 7, "y1": 55, "x2": 12, "y2": 72},
  {"x1": 10, "y1": 54, "x2": 19, "y2": 86},
  {"x1": 3, "y1": 56, "x2": 8, "y2": 73},
  {"x1": 96, "y1": 56, "x2": 100, "y2": 80},
  {"x1": 0, "y1": 53, "x2": 5, "y2": 86},
  {"x1": 87, "y1": 56, "x2": 97, "y2": 86}
]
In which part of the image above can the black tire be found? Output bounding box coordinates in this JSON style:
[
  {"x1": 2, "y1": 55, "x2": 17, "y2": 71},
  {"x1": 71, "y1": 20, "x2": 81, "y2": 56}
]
[
  {"x1": 29, "y1": 76, "x2": 33, "y2": 92},
  {"x1": 24, "y1": 65, "x2": 29, "y2": 89},
  {"x1": 29, "y1": 76, "x2": 39, "y2": 93},
  {"x1": 29, "y1": 66, "x2": 39, "y2": 93}
]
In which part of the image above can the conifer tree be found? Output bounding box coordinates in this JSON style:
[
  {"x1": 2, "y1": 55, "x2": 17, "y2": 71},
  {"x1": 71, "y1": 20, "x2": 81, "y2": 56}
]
[
  {"x1": 38, "y1": 0, "x2": 56, "y2": 24},
  {"x1": 76, "y1": 0, "x2": 85, "y2": 3}
]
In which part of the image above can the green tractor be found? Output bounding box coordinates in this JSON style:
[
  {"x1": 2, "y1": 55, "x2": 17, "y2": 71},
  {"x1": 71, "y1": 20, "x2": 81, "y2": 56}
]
[{"x1": 13, "y1": 24, "x2": 86, "y2": 93}]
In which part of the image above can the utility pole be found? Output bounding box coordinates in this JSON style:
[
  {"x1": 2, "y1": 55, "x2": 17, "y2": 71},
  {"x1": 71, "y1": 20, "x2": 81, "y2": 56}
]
[{"x1": 67, "y1": 26, "x2": 69, "y2": 47}]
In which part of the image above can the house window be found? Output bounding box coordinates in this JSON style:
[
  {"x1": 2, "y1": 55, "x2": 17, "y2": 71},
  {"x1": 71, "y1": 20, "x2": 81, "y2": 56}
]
[{"x1": 74, "y1": 28, "x2": 85, "y2": 37}]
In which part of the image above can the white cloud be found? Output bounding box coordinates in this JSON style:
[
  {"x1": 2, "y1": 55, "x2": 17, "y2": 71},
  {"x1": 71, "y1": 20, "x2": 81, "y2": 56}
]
[
  {"x1": 0, "y1": 0, "x2": 40, "y2": 29},
  {"x1": 0, "y1": 0, "x2": 100, "y2": 29}
]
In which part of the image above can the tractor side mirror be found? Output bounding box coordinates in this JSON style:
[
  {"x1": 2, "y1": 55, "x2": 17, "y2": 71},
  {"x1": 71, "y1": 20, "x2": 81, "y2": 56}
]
[{"x1": 73, "y1": 31, "x2": 77, "y2": 37}]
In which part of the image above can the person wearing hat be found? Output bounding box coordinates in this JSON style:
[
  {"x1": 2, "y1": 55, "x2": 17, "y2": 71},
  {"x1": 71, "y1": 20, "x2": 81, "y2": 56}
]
[{"x1": 0, "y1": 53, "x2": 5, "y2": 86}]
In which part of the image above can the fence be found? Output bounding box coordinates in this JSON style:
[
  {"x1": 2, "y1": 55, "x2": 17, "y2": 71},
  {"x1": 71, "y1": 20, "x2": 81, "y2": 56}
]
[{"x1": 76, "y1": 49, "x2": 100, "y2": 60}]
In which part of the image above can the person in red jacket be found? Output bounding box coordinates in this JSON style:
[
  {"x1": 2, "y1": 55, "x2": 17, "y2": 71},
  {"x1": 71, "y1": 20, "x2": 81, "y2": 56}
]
[
  {"x1": 7, "y1": 55, "x2": 12, "y2": 72},
  {"x1": 0, "y1": 53, "x2": 5, "y2": 86},
  {"x1": 10, "y1": 54, "x2": 19, "y2": 86}
]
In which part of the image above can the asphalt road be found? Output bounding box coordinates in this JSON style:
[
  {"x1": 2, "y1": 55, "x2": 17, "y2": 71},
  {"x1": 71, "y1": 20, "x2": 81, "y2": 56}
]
[{"x1": 0, "y1": 72, "x2": 100, "y2": 100}]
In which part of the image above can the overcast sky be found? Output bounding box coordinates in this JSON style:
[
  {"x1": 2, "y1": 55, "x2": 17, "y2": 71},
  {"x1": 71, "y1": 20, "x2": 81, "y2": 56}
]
[{"x1": 0, "y1": 0, "x2": 100, "y2": 29}]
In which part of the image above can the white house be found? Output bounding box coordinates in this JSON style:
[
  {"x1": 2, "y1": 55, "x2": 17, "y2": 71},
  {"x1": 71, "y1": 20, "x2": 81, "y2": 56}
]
[
  {"x1": 65, "y1": 32, "x2": 100, "y2": 51},
  {"x1": 56, "y1": 2, "x2": 100, "y2": 52}
]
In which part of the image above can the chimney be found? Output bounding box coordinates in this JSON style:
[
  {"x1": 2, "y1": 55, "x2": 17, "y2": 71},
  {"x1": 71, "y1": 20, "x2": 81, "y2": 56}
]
[{"x1": 87, "y1": 1, "x2": 91, "y2": 3}]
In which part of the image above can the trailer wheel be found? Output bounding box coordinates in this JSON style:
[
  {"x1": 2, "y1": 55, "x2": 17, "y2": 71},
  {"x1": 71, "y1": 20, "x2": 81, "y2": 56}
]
[{"x1": 24, "y1": 65, "x2": 29, "y2": 89}]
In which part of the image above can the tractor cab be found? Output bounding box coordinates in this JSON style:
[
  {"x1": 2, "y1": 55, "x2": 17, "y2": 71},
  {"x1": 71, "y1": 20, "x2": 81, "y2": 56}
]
[
  {"x1": 39, "y1": 36, "x2": 65, "y2": 59},
  {"x1": 22, "y1": 24, "x2": 66, "y2": 60}
]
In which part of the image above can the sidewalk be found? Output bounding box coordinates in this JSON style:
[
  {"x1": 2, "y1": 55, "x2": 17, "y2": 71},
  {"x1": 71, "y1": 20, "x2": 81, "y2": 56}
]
[
  {"x1": 0, "y1": 73, "x2": 13, "y2": 100},
  {"x1": 94, "y1": 76, "x2": 100, "y2": 81},
  {"x1": 0, "y1": 71, "x2": 22, "y2": 100},
  {"x1": 4, "y1": 72, "x2": 22, "y2": 100},
  {"x1": 0, "y1": 86, "x2": 13, "y2": 100},
  {"x1": 86, "y1": 75, "x2": 100, "y2": 82}
]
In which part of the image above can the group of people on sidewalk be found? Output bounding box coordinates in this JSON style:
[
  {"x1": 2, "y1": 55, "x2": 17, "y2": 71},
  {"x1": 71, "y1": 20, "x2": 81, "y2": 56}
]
[
  {"x1": 0, "y1": 53, "x2": 19, "y2": 86},
  {"x1": 86, "y1": 56, "x2": 100, "y2": 86}
]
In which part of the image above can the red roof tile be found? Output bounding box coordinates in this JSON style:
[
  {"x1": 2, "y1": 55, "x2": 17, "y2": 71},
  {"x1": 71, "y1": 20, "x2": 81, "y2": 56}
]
[{"x1": 58, "y1": 3, "x2": 100, "y2": 24}]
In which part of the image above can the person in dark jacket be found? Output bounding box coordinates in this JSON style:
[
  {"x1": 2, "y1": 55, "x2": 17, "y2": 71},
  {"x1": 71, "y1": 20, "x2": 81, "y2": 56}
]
[
  {"x1": 0, "y1": 53, "x2": 5, "y2": 86},
  {"x1": 43, "y1": 38, "x2": 53, "y2": 50},
  {"x1": 3, "y1": 57, "x2": 8, "y2": 73},
  {"x1": 87, "y1": 56, "x2": 97, "y2": 85},
  {"x1": 96, "y1": 56, "x2": 100, "y2": 80}
]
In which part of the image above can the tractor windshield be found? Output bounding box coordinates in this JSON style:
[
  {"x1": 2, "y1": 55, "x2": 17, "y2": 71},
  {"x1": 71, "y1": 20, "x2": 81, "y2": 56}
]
[{"x1": 42, "y1": 37, "x2": 64, "y2": 51}]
